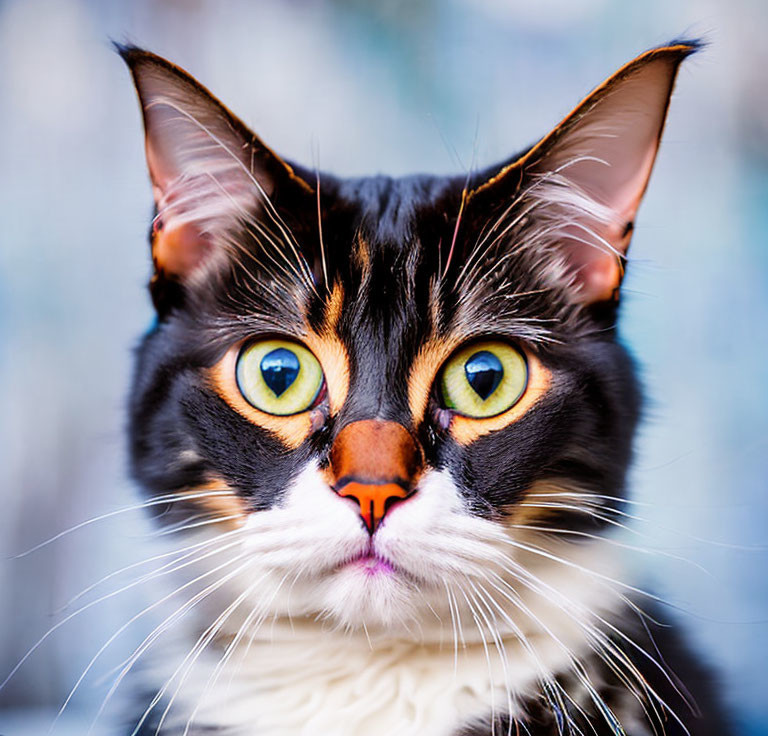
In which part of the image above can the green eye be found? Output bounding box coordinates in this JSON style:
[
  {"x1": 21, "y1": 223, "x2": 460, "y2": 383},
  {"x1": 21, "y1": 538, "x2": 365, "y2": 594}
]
[
  {"x1": 236, "y1": 339, "x2": 324, "y2": 416},
  {"x1": 440, "y1": 341, "x2": 528, "y2": 418}
]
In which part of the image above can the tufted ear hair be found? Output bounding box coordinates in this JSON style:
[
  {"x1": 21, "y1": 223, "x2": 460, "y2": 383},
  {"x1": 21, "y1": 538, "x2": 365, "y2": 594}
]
[
  {"x1": 118, "y1": 45, "x2": 313, "y2": 288},
  {"x1": 469, "y1": 40, "x2": 700, "y2": 304}
]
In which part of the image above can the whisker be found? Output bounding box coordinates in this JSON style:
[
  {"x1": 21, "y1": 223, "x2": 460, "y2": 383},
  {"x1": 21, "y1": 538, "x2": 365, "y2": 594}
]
[
  {"x1": 465, "y1": 581, "x2": 517, "y2": 736},
  {"x1": 2, "y1": 530, "x2": 244, "y2": 694},
  {"x1": 526, "y1": 491, "x2": 653, "y2": 507},
  {"x1": 509, "y1": 524, "x2": 709, "y2": 575},
  {"x1": 315, "y1": 168, "x2": 329, "y2": 291},
  {"x1": 225, "y1": 567, "x2": 303, "y2": 692},
  {"x1": 497, "y1": 536, "x2": 668, "y2": 607},
  {"x1": 182, "y1": 569, "x2": 292, "y2": 735},
  {"x1": 152, "y1": 514, "x2": 243, "y2": 537},
  {"x1": 57, "y1": 548, "x2": 249, "y2": 735},
  {"x1": 455, "y1": 581, "x2": 497, "y2": 736},
  {"x1": 61, "y1": 525, "x2": 245, "y2": 612},
  {"x1": 13, "y1": 489, "x2": 234, "y2": 558},
  {"x1": 149, "y1": 569, "x2": 269, "y2": 736},
  {"x1": 442, "y1": 580, "x2": 460, "y2": 674},
  {"x1": 515, "y1": 501, "x2": 648, "y2": 539},
  {"x1": 488, "y1": 553, "x2": 688, "y2": 735},
  {"x1": 441, "y1": 184, "x2": 468, "y2": 280},
  {"x1": 101, "y1": 557, "x2": 256, "y2": 736},
  {"x1": 477, "y1": 573, "x2": 589, "y2": 733},
  {"x1": 488, "y1": 569, "x2": 624, "y2": 734},
  {"x1": 471, "y1": 576, "x2": 573, "y2": 728},
  {"x1": 526, "y1": 492, "x2": 768, "y2": 552}
]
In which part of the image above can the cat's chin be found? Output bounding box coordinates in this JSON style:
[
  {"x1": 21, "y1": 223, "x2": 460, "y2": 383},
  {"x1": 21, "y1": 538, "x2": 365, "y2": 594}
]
[{"x1": 315, "y1": 553, "x2": 421, "y2": 629}]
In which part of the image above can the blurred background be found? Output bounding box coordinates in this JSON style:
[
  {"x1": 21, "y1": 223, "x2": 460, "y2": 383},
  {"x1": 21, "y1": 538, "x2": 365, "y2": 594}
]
[{"x1": 0, "y1": 0, "x2": 766, "y2": 734}]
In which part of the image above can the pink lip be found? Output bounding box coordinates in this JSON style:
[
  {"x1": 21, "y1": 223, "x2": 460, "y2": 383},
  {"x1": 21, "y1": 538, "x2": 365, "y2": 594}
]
[{"x1": 347, "y1": 552, "x2": 395, "y2": 576}]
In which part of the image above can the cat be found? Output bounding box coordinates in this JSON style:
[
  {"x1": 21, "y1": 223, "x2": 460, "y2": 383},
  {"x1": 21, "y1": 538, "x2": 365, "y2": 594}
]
[{"x1": 116, "y1": 40, "x2": 733, "y2": 736}]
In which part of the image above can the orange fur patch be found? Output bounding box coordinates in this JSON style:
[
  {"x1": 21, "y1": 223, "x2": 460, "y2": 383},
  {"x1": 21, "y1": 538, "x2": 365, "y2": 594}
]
[
  {"x1": 407, "y1": 337, "x2": 463, "y2": 425},
  {"x1": 152, "y1": 223, "x2": 211, "y2": 278},
  {"x1": 304, "y1": 283, "x2": 350, "y2": 415},
  {"x1": 503, "y1": 480, "x2": 580, "y2": 528},
  {"x1": 183, "y1": 478, "x2": 247, "y2": 528},
  {"x1": 353, "y1": 235, "x2": 371, "y2": 277}
]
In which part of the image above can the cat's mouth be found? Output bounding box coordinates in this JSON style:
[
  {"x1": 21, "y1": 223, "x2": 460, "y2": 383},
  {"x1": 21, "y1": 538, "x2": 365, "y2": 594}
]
[
  {"x1": 337, "y1": 548, "x2": 400, "y2": 577},
  {"x1": 347, "y1": 551, "x2": 396, "y2": 575}
]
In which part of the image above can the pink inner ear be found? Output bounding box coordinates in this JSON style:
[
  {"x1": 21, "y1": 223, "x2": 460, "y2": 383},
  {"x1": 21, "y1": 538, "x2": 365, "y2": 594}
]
[
  {"x1": 563, "y1": 234, "x2": 623, "y2": 303},
  {"x1": 143, "y1": 100, "x2": 259, "y2": 278},
  {"x1": 529, "y1": 56, "x2": 682, "y2": 303},
  {"x1": 152, "y1": 222, "x2": 212, "y2": 278},
  {"x1": 130, "y1": 61, "x2": 266, "y2": 280}
]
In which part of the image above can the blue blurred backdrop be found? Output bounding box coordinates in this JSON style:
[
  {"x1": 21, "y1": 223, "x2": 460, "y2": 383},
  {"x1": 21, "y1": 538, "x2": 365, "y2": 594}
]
[{"x1": 0, "y1": 0, "x2": 766, "y2": 734}]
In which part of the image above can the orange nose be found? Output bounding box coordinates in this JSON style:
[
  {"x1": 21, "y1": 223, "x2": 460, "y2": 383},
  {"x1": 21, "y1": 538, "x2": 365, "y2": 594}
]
[
  {"x1": 335, "y1": 480, "x2": 409, "y2": 535},
  {"x1": 329, "y1": 420, "x2": 421, "y2": 534}
]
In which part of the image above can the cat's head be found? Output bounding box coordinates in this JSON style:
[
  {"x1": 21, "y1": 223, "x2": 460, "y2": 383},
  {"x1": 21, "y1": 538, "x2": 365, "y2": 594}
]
[{"x1": 122, "y1": 42, "x2": 696, "y2": 634}]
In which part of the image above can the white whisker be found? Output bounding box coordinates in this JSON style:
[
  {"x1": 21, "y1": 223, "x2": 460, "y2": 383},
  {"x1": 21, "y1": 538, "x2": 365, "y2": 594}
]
[{"x1": 12, "y1": 489, "x2": 235, "y2": 558}]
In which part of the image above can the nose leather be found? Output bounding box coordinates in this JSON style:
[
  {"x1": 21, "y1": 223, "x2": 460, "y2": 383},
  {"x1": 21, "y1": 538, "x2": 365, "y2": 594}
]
[
  {"x1": 334, "y1": 480, "x2": 409, "y2": 535},
  {"x1": 329, "y1": 419, "x2": 421, "y2": 534}
]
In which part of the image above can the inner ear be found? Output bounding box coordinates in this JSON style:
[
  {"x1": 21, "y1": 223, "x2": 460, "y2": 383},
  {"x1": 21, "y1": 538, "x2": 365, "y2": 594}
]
[
  {"x1": 119, "y1": 45, "x2": 313, "y2": 285},
  {"x1": 468, "y1": 41, "x2": 700, "y2": 304}
]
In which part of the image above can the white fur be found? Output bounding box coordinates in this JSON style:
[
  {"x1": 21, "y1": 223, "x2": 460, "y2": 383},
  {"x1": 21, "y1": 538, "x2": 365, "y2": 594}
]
[{"x1": 136, "y1": 466, "x2": 629, "y2": 736}]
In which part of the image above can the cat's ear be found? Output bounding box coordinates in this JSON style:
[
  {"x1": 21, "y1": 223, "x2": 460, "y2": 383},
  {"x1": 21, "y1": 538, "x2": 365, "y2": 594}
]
[
  {"x1": 470, "y1": 41, "x2": 700, "y2": 304},
  {"x1": 118, "y1": 45, "x2": 312, "y2": 283}
]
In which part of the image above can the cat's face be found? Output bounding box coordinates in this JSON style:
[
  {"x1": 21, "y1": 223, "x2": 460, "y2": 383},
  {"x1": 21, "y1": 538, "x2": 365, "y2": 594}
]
[{"x1": 123, "y1": 43, "x2": 695, "y2": 634}]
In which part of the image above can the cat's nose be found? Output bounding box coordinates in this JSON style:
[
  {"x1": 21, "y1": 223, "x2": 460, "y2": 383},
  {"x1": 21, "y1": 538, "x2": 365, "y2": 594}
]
[{"x1": 329, "y1": 419, "x2": 422, "y2": 535}]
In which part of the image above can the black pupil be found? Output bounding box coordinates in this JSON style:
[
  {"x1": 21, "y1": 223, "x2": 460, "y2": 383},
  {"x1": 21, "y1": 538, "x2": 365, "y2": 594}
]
[
  {"x1": 260, "y1": 348, "x2": 300, "y2": 398},
  {"x1": 464, "y1": 350, "x2": 504, "y2": 401}
]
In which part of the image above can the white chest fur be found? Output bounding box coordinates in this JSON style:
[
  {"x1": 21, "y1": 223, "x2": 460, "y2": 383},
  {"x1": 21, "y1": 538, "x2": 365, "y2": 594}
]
[{"x1": 156, "y1": 627, "x2": 549, "y2": 736}]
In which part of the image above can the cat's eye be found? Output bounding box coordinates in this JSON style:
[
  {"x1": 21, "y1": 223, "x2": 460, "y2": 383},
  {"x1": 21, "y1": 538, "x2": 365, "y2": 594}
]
[
  {"x1": 439, "y1": 341, "x2": 528, "y2": 419},
  {"x1": 236, "y1": 339, "x2": 324, "y2": 416}
]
